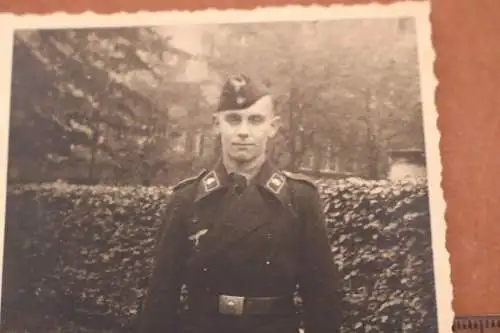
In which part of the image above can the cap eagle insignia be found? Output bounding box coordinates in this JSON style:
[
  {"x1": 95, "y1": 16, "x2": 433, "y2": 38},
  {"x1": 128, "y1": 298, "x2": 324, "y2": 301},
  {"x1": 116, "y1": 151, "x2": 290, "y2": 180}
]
[{"x1": 229, "y1": 76, "x2": 247, "y2": 92}]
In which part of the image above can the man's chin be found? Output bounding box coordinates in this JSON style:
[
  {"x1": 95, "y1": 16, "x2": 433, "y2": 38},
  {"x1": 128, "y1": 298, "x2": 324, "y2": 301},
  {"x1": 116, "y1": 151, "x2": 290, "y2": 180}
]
[{"x1": 229, "y1": 153, "x2": 254, "y2": 164}]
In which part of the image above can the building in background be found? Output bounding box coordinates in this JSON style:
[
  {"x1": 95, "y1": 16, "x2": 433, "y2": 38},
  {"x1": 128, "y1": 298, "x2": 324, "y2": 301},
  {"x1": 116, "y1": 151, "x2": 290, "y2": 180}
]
[{"x1": 387, "y1": 148, "x2": 426, "y2": 182}]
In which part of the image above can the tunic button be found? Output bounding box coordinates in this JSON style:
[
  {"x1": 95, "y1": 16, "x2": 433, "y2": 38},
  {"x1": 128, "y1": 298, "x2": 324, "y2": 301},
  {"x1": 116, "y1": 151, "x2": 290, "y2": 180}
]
[
  {"x1": 202, "y1": 267, "x2": 208, "y2": 272},
  {"x1": 265, "y1": 260, "x2": 271, "y2": 265}
]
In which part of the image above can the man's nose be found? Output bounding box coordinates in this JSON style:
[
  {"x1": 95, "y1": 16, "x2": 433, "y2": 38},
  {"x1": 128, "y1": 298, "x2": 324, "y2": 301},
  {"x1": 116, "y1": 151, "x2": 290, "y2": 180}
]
[
  {"x1": 237, "y1": 122, "x2": 250, "y2": 139},
  {"x1": 238, "y1": 132, "x2": 249, "y2": 139}
]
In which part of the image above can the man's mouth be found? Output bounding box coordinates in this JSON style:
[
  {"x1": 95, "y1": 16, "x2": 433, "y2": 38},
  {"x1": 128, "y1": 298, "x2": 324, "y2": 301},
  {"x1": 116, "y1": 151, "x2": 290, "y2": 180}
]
[{"x1": 232, "y1": 143, "x2": 254, "y2": 147}]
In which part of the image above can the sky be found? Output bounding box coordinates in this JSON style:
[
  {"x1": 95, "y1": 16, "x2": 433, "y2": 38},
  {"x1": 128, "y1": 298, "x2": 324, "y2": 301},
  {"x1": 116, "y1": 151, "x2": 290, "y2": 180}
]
[{"x1": 155, "y1": 25, "x2": 212, "y2": 84}]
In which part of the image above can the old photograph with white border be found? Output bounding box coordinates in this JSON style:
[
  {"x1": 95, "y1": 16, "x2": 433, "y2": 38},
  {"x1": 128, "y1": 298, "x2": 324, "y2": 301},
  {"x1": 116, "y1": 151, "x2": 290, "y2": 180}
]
[{"x1": 0, "y1": 2, "x2": 452, "y2": 333}]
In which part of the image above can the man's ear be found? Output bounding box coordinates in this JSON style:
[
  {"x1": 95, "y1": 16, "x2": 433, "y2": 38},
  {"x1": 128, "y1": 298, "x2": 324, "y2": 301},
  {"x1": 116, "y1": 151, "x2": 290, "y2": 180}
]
[
  {"x1": 212, "y1": 114, "x2": 221, "y2": 135},
  {"x1": 268, "y1": 115, "x2": 281, "y2": 139}
]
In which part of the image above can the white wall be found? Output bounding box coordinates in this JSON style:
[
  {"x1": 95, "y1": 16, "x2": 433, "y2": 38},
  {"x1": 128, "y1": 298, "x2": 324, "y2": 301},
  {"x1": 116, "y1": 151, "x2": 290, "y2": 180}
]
[{"x1": 388, "y1": 160, "x2": 426, "y2": 182}]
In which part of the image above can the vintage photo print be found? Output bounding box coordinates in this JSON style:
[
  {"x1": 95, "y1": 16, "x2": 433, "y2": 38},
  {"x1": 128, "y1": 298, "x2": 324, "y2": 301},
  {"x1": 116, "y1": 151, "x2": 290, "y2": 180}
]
[{"x1": 0, "y1": 2, "x2": 452, "y2": 333}]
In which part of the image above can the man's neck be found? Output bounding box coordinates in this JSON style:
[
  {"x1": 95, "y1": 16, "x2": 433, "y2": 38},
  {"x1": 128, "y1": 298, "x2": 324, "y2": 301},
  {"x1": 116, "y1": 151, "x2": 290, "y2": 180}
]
[{"x1": 222, "y1": 154, "x2": 267, "y2": 181}]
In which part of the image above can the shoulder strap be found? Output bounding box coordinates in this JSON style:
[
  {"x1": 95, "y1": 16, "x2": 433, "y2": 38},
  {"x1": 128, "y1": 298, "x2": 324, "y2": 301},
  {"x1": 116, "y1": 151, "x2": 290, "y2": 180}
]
[
  {"x1": 282, "y1": 170, "x2": 318, "y2": 189},
  {"x1": 177, "y1": 171, "x2": 207, "y2": 234},
  {"x1": 157, "y1": 170, "x2": 206, "y2": 245},
  {"x1": 282, "y1": 170, "x2": 318, "y2": 212},
  {"x1": 283, "y1": 170, "x2": 323, "y2": 232},
  {"x1": 172, "y1": 169, "x2": 208, "y2": 192},
  {"x1": 282, "y1": 173, "x2": 307, "y2": 253}
]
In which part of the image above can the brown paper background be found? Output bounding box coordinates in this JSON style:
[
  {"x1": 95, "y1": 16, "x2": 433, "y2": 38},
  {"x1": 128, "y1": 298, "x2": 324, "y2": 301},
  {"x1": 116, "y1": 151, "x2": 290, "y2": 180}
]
[{"x1": 1, "y1": 0, "x2": 499, "y2": 317}]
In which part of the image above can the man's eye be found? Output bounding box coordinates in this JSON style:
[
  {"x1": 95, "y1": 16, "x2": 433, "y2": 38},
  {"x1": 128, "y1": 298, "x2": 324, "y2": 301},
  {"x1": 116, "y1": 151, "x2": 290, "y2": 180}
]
[
  {"x1": 249, "y1": 115, "x2": 265, "y2": 124},
  {"x1": 225, "y1": 114, "x2": 241, "y2": 124}
]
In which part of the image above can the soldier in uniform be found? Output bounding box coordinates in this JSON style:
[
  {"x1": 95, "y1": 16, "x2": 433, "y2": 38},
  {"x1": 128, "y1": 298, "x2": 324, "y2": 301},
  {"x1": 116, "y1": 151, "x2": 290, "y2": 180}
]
[{"x1": 137, "y1": 74, "x2": 342, "y2": 333}]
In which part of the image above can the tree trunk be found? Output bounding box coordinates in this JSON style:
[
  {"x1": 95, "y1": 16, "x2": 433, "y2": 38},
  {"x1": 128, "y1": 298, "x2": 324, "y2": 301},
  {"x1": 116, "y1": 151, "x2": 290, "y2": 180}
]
[
  {"x1": 88, "y1": 109, "x2": 99, "y2": 183},
  {"x1": 363, "y1": 89, "x2": 382, "y2": 180},
  {"x1": 312, "y1": 135, "x2": 323, "y2": 173},
  {"x1": 287, "y1": 87, "x2": 299, "y2": 171},
  {"x1": 198, "y1": 132, "x2": 206, "y2": 158},
  {"x1": 88, "y1": 142, "x2": 96, "y2": 183}
]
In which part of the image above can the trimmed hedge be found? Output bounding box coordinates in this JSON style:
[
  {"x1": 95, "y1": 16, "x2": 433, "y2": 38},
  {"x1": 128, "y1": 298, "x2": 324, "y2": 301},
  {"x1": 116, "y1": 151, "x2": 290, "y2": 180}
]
[
  {"x1": 318, "y1": 178, "x2": 437, "y2": 332},
  {"x1": 1, "y1": 178, "x2": 437, "y2": 333}
]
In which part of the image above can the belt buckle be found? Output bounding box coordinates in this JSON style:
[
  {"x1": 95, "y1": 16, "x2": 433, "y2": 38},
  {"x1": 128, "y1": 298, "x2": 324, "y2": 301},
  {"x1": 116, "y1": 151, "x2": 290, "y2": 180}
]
[{"x1": 218, "y1": 295, "x2": 245, "y2": 316}]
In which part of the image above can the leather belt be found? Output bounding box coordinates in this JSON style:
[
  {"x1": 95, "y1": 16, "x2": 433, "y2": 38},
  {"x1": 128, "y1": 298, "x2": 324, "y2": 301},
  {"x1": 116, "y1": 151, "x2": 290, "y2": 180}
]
[{"x1": 188, "y1": 294, "x2": 296, "y2": 316}]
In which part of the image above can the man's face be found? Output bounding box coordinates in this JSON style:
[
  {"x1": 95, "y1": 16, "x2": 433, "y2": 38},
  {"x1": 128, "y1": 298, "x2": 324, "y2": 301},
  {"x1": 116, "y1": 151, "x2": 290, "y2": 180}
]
[{"x1": 213, "y1": 95, "x2": 279, "y2": 164}]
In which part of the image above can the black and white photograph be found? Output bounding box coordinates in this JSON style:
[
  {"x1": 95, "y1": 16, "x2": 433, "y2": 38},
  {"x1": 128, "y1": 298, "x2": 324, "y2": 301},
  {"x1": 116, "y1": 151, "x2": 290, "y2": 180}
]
[{"x1": 0, "y1": 2, "x2": 451, "y2": 333}]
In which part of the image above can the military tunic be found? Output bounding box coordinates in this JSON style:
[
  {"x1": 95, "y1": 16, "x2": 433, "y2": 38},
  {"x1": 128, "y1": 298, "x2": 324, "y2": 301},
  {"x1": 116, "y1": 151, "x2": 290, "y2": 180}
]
[{"x1": 137, "y1": 160, "x2": 342, "y2": 333}]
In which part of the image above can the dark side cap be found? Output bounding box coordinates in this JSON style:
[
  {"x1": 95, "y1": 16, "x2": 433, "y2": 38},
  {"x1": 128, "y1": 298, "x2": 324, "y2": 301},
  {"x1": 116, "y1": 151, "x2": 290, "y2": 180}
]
[{"x1": 216, "y1": 74, "x2": 270, "y2": 112}]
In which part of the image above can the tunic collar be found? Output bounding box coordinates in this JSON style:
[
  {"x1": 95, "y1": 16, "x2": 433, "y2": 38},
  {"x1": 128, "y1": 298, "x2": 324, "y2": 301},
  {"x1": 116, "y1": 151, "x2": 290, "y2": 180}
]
[{"x1": 195, "y1": 158, "x2": 290, "y2": 205}]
